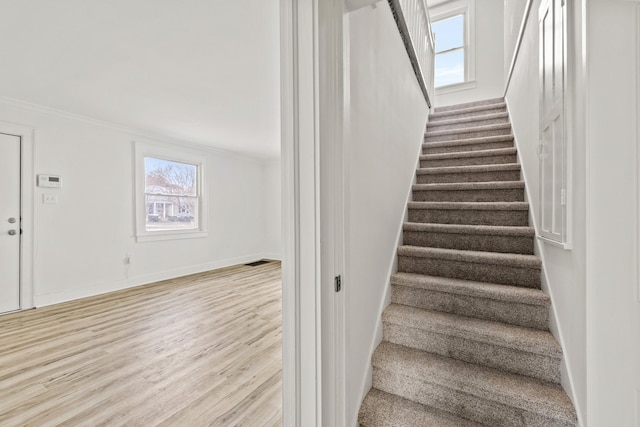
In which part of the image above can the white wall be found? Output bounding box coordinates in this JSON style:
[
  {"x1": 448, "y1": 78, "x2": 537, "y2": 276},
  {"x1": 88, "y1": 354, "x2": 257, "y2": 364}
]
[
  {"x1": 504, "y1": 0, "x2": 589, "y2": 424},
  {"x1": 345, "y1": 3, "x2": 429, "y2": 424},
  {"x1": 503, "y1": 0, "x2": 529, "y2": 79},
  {"x1": 431, "y1": 0, "x2": 505, "y2": 107},
  {"x1": 0, "y1": 99, "x2": 280, "y2": 307},
  {"x1": 585, "y1": 1, "x2": 640, "y2": 425},
  {"x1": 263, "y1": 158, "x2": 282, "y2": 260}
]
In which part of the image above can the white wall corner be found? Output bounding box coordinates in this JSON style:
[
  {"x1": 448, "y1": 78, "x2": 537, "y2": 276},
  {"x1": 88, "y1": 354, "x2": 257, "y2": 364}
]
[
  {"x1": 636, "y1": 4, "x2": 640, "y2": 303},
  {"x1": 345, "y1": 0, "x2": 384, "y2": 12}
]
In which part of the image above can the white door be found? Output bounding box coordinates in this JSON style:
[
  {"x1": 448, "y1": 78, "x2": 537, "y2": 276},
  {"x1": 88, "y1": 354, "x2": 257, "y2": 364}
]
[
  {"x1": 0, "y1": 133, "x2": 21, "y2": 313},
  {"x1": 538, "y1": 0, "x2": 567, "y2": 244}
]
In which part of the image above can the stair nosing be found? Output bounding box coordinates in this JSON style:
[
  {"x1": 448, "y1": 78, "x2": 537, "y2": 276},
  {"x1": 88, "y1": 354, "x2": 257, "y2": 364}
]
[
  {"x1": 397, "y1": 245, "x2": 541, "y2": 268},
  {"x1": 421, "y1": 147, "x2": 517, "y2": 160},
  {"x1": 422, "y1": 134, "x2": 514, "y2": 148},
  {"x1": 403, "y1": 222, "x2": 534, "y2": 236},
  {"x1": 390, "y1": 272, "x2": 550, "y2": 306},
  {"x1": 425, "y1": 123, "x2": 512, "y2": 138},
  {"x1": 427, "y1": 112, "x2": 510, "y2": 128},
  {"x1": 407, "y1": 201, "x2": 530, "y2": 211},
  {"x1": 413, "y1": 181, "x2": 525, "y2": 191},
  {"x1": 373, "y1": 342, "x2": 577, "y2": 424},
  {"x1": 383, "y1": 303, "x2": 561, "y2": 358},
  {"x1": 416, "y1": 163, "x2": 520, "y2": 175}
]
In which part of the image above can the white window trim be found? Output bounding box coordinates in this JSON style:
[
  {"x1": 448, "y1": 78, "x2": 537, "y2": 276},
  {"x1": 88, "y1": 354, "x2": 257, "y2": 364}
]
[
  {"x1": 431, "y1": 0, "x2": 476, "y2": 92},
  {"x1": 134, "y1": 140, "x2": 208, "y2": 242},
  {"x1": 436, "y1": 79, "x2": 478, "y2": 94}
]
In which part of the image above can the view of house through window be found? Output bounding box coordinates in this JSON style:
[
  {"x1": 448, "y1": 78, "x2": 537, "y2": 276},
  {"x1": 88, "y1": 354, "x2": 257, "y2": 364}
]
[
  {"x1": 433, "y1": 14, "x2": 465, "y2": 87},
  {"x1": 144, "y1": 157, "x2": 199, "y2": 231}
]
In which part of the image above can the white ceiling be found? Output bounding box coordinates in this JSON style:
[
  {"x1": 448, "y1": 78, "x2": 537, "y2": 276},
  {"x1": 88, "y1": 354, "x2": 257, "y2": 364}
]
[{"x1": 0, "y1": 1, "x2": 281, "y2": 158}]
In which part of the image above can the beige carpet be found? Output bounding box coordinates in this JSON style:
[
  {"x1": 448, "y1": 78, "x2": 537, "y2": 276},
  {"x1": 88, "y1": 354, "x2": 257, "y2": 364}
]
[{"x1": 358, "y1": 98, "x2": 577, "y2": 427}]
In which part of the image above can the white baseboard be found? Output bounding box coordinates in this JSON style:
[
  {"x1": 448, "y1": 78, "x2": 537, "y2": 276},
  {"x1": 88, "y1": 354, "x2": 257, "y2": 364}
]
[
  {"x1": 261, "y1": 252, "x2": 283, "y2": 261},
  {"x1": 33, "y1": 253, "x2": 271, "y2": 308}
]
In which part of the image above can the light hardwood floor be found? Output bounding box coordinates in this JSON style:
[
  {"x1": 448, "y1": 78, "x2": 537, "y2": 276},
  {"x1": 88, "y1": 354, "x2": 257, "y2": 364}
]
[{"x1": 0, "y1": 261, "x2": 282, "y2": 427}]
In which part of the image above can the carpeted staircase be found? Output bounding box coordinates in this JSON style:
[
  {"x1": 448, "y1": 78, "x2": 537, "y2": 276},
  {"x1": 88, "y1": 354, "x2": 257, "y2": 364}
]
[{"x1": 358, "y1": 98, "x2": 578, "y2": 426}]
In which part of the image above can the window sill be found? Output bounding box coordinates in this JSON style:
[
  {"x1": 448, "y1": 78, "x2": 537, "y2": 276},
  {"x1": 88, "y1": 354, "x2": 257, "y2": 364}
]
[
  {"x1": 435, "y1": 80, "x2": 478, "y2": 95},
  {"x1": 136, "y1": 230, "x2": 208, "y2": 243}
]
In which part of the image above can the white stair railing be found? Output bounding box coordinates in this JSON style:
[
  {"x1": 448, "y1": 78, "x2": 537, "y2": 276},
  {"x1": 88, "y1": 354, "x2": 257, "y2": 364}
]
[{"x1": 388, "y1": 0, "x2": 435, "y2": 107}]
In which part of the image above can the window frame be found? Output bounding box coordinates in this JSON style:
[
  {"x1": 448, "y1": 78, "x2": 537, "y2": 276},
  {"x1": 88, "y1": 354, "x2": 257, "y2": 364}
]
[
  {"x1": 134, "y1": 140, "x2": 208, "y2": 242},
  {"x1": 430, "y1": 0, "x2": 476, "y2": 93}
]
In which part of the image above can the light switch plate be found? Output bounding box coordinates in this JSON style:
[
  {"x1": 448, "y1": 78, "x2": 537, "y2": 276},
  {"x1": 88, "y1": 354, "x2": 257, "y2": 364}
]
[{"x1": 43, "y1": 193, "x2": 58, "y2": 204}]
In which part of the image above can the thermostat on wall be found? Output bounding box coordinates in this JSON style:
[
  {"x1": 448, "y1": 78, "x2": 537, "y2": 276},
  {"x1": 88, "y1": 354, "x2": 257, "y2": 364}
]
[{"x1": 38, "y1": 175, "x2": 62, "y2": 188}]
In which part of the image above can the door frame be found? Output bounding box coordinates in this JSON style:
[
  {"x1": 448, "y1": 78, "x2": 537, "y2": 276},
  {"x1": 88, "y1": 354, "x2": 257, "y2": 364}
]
[
  {"x1": 0, "y1": 121, "x2": 34, "y2": 312},
  {"x1": 280, "y1": 0, "x2": 346, "y2": 425},
  {"x1": 537, "y1": 0, "x2": 570, "y2": 248},
  {"x1": 280, "y1": 0, "x2": 321, "y2": 424}
]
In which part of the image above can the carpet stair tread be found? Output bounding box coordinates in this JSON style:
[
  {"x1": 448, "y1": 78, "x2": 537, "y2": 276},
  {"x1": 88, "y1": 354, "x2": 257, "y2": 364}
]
[
  {"x1": 429, "y1": 105, "x2": 508, "y2": 122},
  {"x1": 397, "y1": 246, "x2": 541, "y2": 268},
  {"x1": 433, "y1": 98, "x2": 505, "y2": 113},
  {"x1": 421, "y1": 147, "x2": 516, "y2": 161},
  {"x1": 427, "y1": 112, "x2": 509, "y2": 129},
  {"x1": 390, "y1": 273, "x2": 550, "y2": 330},
  {"x1": 359, "y1": 388, "x2": 483, "y2": 427},
  {"x1": 425, "y1": 123, "x2": 512, "y2": 139},
  {"x1": 422, "y1": 134, "x2": 514, "y2": 151},
  {"x1": 390, "y1": 272, "x2": 550, "y2": 307},
  {"x1": 412, "y1": 182, "x2": 525, "y2": 202},
  {"x1": 403, "y1": 222, "x2": 534, "y2": 236},
  {"x1": 402, "y1": 222, "x2": 534, "y2": 254},
  {"x1": 407, "y1": 201, "x2": 529, "y2": 211},
  {"x1": 397, "y1": 246, "x2": 541, "y2": 287},
  {"x1": 373, "y1": 342, "x2": 577, "y2": 425},
  {"x1": 383, "y1": 303, "x2": 561, "y2": 358},
  {"x1": 417, "y1": 163, "x2": 520, "y2": 175},
  {"x1": 413, "y1": 181, "x2": 524, "y2": 191},
  {"x1": 407, "y1": 202, "x2": 531, "y2": 226}
]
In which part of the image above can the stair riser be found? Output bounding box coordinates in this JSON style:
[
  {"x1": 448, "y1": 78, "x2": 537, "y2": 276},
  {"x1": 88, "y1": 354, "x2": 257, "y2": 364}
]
[
  {"x1": 397, "y1": 255, "x2": 541, "y2": 288},
  {"x1": 430, "y1": 106, "x2": 507, "y2": 121},
  {"x1": 408, "y1": 209, "x2": 529, "y2": 226},
  {"x1": 426, "y1": 128, "x2": 511, "y2": 143},
  {"x1": 417, "y1": 170, "x2": 521, "y2": 184},
  {"x1": 427, "y1": 117, "x2": 509, "y2": 132},
  {"x1": 434, "y1": 98, "x2": 505, "y2": 113},
  {"x1": 421, "y1": 154, "x2": 517, "y2": 168},
  {"x1": 372, "y1": 368, "x2": 574, "y2": 427},
  {"x1": 391, "y1": 284, "x2": 549, "y2": 330},
  {"x1": 423, "y1": 141, "x2": 514, "y2": 154},
  {"x1": 383, "y1": 323, "x2": 560, "y2": 382},
  {"x1": 413, "y1": 188, "x2": 524, "y2": 203},
  {"x1": 403, "y1": 230, "x2": 534, "y2": 254}
]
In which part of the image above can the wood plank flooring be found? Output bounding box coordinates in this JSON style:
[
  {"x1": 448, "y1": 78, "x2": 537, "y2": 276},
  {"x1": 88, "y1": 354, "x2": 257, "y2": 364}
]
[{"x1": 0, "y1": 261, "x2": 282, "y2": 427}]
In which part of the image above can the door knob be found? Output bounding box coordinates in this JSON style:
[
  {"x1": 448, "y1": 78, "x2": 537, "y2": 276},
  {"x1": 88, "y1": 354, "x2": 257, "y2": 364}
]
[
  {"x1": 8, "y1": 217, "x2": 16, "y2": 224},
  {"x1": 8, "y1": 230, "x2": 17, "y2": 236}
]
